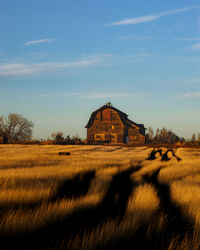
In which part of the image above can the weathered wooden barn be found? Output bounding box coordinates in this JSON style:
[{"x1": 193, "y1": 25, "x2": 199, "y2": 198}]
[{"x1": 85, "y1": 103, "x2": 146, "y2": 144}]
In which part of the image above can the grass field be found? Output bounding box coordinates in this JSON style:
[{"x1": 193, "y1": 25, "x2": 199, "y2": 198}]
[{"x1": 0, "y1": 144, "x2": 200, "y2": 249}]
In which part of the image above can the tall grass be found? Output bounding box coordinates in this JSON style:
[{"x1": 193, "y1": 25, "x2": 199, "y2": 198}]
[{"x1": 0, "y1": 145, "x2": 199, "y2": 249}]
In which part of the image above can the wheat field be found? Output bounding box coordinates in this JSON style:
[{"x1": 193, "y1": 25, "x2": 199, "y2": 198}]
[{"x1": 0, "y1": 144, "x2": 200, "y2": 249}]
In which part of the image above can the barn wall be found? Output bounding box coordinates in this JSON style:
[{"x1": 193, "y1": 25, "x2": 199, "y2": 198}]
[
  {"x1": 87, "y1": 106, "x2": 145, "y2": 145},
  {"x1": 87, "y1": 109, "x2": 125, "y2": 144},
  {"x1": 128, "y1": 127, "x2": 145, "y2": 144}
]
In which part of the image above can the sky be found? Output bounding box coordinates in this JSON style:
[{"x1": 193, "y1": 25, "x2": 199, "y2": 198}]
[{"x1": 0, "y1": 0, "x2": 200, "y2": 140}]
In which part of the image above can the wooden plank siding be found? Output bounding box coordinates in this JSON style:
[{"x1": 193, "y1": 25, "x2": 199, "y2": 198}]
[
  {"x1": 86, "y1": 103, "x2": 146, "y2": 145},
  {"x1": 87, "y1": 108, "x2": 125, "y2": 143}
]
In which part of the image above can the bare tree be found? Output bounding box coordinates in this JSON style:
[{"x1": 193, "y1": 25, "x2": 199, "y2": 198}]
[
  {"x1": 148, "y1": 127, "x2": 154, "y2": 140},
  {"x1": 0, "y1": 113, "x2": 33, "y2": 142},
  {"x1": 146, "y1": 127, "x2": 181, "y2": 144},
  {"x1": 191, "y1": 133, "x2": 196, "y2": 143},
  {"x1": 146, "y1": 126, "x2": 154, "y2": 143},
  {"x1": 51, "y1": 131, "x2": 65, "y2": 144}
]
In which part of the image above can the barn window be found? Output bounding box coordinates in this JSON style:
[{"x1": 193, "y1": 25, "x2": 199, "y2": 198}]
[
  {"x1": 94, "y1": 134, "x2": 105, "y2": 141},
  {"x1": 112, "y1": 126, "x2": 115, "y2": 129}
]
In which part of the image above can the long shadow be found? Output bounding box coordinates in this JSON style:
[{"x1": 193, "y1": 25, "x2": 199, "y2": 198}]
[
  {"x1": 147, "y1": 148, "x2": 182, "y2": 162},
  {"x1": 101, "y1": 165, "x2": 142, "y2": 221},
  {"x1": 106, "y1": 168, "x2": 195, "y2": 250},
  {"x1": 142, "y1": 168, "x2": 194, "y2": 249},
  {"x1": 0, "y1": 171, "x2": 96, "y2": 216},
  {"x1": 1, "y1": 165, "x2": 194, "y2": 250},
  {"x1": 0, "y1": 165, "x2": 143, "y2": 250},
  {"x1": 161, "y1": 149, "x2": 181, "y2": 162},
  {"x1": 51, "y1": 170, "x2": 96, "y2": 201},
  {"x1": 146, "y1": 149, "x2": 163, "y2": 160}
]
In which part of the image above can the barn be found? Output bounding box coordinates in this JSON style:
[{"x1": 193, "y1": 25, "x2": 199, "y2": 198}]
[{"x1": 85, "y1": 102, "x2": 146, "y2": 144}]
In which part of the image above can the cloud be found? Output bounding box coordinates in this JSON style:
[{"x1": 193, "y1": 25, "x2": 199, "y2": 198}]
[
  {"x1": 0, "y1": 53, "x2": 154, "y2": 79},
  {"x1": 102, "y1": 52, "x2": 153, "y2": 67},
  {"x1": 24, "y1": 38, "x2": 54, "y2": 46},
  {"x1": 180, "y1": 92, "x2": 200, "y2": 98},
  {"x1": 37, "y1": 92, "x2": 141, "y2": 99},
  {"x1": 119, "y1": 35, "x2": 151, "y2": 40},
  {"x1": 0, "y1": 55, "x2": 107, "y2": 79},
  {"x1": 174, "y1": 37, "x2": 200, "y2": 41},
  {"x1": 108, "y1": 6, "x2": 197, "y2": 26},
  {"x1": 189, "y1": 43, "x2": 200, "y2": 50}
]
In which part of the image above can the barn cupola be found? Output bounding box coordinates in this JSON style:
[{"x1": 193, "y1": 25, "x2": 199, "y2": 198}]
[{"x1": 106, "y1": 102, "x2": 112, "y2": 107}]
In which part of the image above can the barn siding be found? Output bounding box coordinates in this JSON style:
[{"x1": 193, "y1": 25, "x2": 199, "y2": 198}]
[
  {"x1": 86, "y1": 104, "x2": 145, "y2": 145},
  {"x1": 87, "y1": 109, "x2": 125, "y2": 144},
  {"x1": 128, "y1": 127, "x2": 145, "y2": 144}
]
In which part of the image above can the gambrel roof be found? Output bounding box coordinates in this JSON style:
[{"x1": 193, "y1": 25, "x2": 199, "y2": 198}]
[{"x1": 85, "y1": 103, "x2": 146, "y2": 133}]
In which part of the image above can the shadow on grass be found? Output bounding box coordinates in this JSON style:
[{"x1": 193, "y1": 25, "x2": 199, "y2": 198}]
[
  {"x1": 142, "y1": 168, "x2": 194, "y2": 249},
  {"x1": 161, "y1": 149, "x2": 181, "y2": 162},
  {"x1": 147, "y1": 148, "x2": 181, "y2": 162},
  {"x1": 0, "y1": 165, "x2": 143, "y2": 250},
  {"x1": 146, "y1": 149, "x2": 162, "y2": 160},
  {"x1": 51, "y1": 170, "x2": 96, "y2": 200},
  {"x1": 99, "y1": 168, "x2": 195, "y2": 250},
  {"x1": 101, "y1": 165, "x2": 141, "y2": 221},
  {"x1": 0, "y1": 171, "x2": 96, "y2": 215},
  {"x1": 0, "y1": 165, "x2": 194, "y2": 250}
]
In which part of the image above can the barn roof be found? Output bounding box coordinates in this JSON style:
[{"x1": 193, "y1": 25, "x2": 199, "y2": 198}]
[{"x1": 85, "y1": 103, "x2": 145, "y2": 130}]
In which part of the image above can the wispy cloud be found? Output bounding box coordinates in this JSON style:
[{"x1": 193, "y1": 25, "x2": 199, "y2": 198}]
[
  {"x1": 119, "y1": 35, "x2": 151, "y2": 40},
  {"x1": 104, "y1": 52, "x2": 153, "y2": 66},
  {"x1": 0, "y1": 55, "x2": 108, "y2": 79},
  {"x1": 37, "y1": 92, "x2": 141, "y2": 99},
  {"x1": 180, "y1": 92, "x2": 200, "y2": 98},
  {"x1": 174, "y1": 37, "x2": 200, "y2": 41},
  {"x1": 189, "y1": 43, "x2": 200, "y2": 50},
  {"x1": 24, "y1": 38, "x2": 54, "y2": 46},
  {"x1": 0, "y1": 53, "x2": 154, "y2": 79},
  {"x1": 108, "y1": 6, "x2": 198, "y2": 26}
]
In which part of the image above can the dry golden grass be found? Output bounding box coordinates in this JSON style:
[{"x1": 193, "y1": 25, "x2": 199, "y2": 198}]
[
  {"x1": 0, "y1": 144, "x2": 199, "y2": 249},
  {"x1": 0, "y1": 188, "x2": 51, "y2": 204},
  {"x1": 0, "y1": 193, "x2": 101, "y2": 235}
]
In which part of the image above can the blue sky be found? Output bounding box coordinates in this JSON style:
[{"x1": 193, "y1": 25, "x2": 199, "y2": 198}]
[{"x1": 0, "y1": 0, "x2": 200, "y2": 139}]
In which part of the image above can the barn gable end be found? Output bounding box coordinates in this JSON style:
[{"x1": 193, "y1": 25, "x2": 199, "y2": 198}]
[{"x1": 86, "y1": 103, "x2": 146, "y2": 145}]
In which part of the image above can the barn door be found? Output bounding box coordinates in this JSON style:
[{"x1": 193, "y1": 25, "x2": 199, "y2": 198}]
[{"x1": 110, "y1": 134, "x2": 117, "y2": 143}]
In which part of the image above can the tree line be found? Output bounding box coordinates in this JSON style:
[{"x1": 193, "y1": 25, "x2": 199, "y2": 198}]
[
  {"x1": 51, "y1": 132, "x2": 83, "y2": 145},
  {"x1": 0, "y1": 113, "x2": 84, "y2": 144},
  {"x1": 0, "y1": 113, "x2": 199, "y2": 145},
  {"x1": 146, "y1": 126, "x2": 200, "y2": 145}
]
